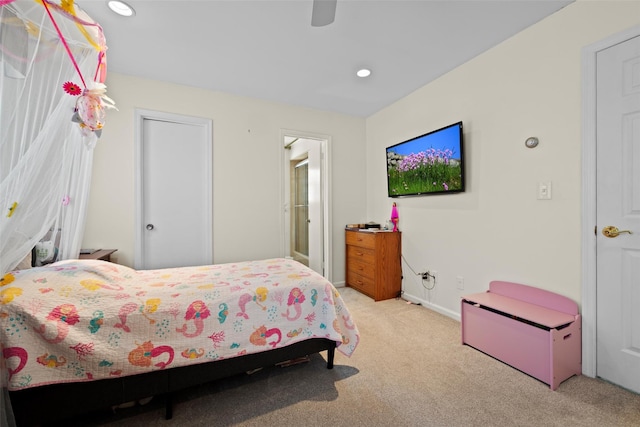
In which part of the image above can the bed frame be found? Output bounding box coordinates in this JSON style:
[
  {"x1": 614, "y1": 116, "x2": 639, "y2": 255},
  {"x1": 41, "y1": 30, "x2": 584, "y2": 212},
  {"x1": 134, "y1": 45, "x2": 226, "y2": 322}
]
[{"x1": 9, "y1": 338, "x2": 336, "y2": 426}]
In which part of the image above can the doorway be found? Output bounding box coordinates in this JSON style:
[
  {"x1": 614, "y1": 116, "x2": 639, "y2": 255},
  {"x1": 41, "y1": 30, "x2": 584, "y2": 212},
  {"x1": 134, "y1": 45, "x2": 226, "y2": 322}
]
[
  {"x1": 134, "y1": 109, "x2": 212, "y2": 270},
  {"x1": 582, "y1": 25, "x2": 640, "y2": 393},
  {"x1": 291, "y1": 157, "x2": 310, "y2": 266},
  {"x1": 282, "y1": 130, "x2": 331, "y2": 279}
]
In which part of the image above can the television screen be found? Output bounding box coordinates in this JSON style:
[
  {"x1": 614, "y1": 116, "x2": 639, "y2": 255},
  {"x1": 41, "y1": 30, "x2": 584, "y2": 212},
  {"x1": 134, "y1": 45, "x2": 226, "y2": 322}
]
[{"x1": 386, "y1": 121, "x2": 464, "y2": 197}]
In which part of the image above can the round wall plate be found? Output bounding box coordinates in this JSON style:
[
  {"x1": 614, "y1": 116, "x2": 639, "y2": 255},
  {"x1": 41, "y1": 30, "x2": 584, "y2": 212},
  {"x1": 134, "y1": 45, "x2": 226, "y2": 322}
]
[{"x1": 525, "y1": 137, "x2": 539, "y2": 148}]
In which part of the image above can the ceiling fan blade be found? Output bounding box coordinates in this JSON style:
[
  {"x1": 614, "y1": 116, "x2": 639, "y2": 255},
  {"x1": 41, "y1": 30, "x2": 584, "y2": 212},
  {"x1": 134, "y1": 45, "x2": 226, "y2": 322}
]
[{"x1": 311, "y1": 0, "x2": 337, "y2": 27}]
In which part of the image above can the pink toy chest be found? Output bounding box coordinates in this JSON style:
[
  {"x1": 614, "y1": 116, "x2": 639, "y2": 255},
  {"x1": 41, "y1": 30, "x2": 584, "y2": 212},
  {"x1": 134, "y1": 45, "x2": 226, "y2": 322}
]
[{"x1": 461, "y1": 281, "x2": 581, "y2": 390}]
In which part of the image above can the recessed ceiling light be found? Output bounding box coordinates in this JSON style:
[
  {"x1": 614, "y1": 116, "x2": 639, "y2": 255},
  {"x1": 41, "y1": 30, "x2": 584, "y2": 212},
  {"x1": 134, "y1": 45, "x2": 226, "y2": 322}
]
[
  {"x1": 356, "y1": 68, "x2": 371, "y2": 78},
  {"x1": 107, "y1": 1, "x2": 135, "y2": 17}
]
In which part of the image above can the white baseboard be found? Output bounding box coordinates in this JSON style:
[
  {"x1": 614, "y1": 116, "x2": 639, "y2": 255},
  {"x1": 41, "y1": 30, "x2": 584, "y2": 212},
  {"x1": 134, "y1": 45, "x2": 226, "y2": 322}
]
[
  {"x1": 335, "y1": 285, "x2": 460, "y2": 321},
  {"x1": 336, "y1": 285, "x2": 460, "y2": 322},
  {"x1": 401, "y1": 292, "x2": 461, "y2": 322}
]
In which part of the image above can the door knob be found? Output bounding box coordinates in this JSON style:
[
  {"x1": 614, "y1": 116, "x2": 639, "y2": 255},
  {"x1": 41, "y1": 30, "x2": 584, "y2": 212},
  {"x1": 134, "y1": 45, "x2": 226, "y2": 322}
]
[
  {"x1": 146, "y1": 224, "x2": 155, "y2": 231},
  {"x1": 602, "y1": 225, "x2": 632, "y2": 238}
]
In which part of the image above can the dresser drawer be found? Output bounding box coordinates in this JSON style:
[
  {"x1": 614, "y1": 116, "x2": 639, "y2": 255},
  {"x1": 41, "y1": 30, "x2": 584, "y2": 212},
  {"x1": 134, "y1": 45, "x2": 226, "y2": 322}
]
[
  {"x1": 346, "y1": 245, "x2": 375, "y2": 265},
  {"x1": 346, "y1": 230, "x2": 376, "y2": 249},
  {"x1": 346, "y1": 270, "x2": 375, "y2": 296},
  {"x1": 347, "y1": 258, "x2": 375, "y2": 280}
]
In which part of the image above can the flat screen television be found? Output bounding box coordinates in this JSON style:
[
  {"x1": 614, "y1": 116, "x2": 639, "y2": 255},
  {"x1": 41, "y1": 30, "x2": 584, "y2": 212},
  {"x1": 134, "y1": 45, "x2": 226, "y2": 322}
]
[{"x1": 386, "y1": 121, "x2": 464, "y2": 197}]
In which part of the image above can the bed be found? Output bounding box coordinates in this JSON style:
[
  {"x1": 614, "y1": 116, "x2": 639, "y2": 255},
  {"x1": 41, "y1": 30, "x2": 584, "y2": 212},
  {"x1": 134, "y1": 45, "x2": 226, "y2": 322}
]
[{"x1": 1, "y1": 258, "x2": 359, "y2": 425}]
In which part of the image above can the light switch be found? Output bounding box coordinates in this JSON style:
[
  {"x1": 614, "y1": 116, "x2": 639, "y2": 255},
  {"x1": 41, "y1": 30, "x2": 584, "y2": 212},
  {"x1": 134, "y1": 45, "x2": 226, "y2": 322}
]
[{"x1": 537, "y1": 181, "x2": 552, "y2": 200}]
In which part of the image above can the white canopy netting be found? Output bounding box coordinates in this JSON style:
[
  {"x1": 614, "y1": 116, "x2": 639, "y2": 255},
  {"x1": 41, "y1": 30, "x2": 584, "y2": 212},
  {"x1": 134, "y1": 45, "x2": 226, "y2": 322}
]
[
  {"x1": 0, "y1": 2, "x2": 112, "y2": 423},
  {"x1": 0, "y1": 0, "x2": 113, "y2": 276}
]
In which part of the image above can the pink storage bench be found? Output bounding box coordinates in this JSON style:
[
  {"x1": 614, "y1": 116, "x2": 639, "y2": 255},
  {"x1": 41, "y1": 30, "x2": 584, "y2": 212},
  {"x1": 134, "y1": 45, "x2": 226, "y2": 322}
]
[{"x1": 461, "y1": 281, "x2": 581, "y2": 390}]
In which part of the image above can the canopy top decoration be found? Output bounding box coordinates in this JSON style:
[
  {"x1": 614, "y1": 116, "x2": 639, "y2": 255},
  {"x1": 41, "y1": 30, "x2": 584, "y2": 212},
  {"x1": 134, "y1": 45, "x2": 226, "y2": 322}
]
[{"x1": 1, "y1": 0, "x2": 116, "y2": 137}]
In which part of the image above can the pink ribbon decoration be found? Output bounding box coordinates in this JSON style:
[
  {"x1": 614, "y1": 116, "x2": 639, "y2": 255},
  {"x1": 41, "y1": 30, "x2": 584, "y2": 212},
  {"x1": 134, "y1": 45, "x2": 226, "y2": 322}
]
[
  {"x1": 40, "y1": 0, "x2": 116, "y2": 137},
  {"x1": 41, "y1": 0, "x2": 87, "y2": 89}
]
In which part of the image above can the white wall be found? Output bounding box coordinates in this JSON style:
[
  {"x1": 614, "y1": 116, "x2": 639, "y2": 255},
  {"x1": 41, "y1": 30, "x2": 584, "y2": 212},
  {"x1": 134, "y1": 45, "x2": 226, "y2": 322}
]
[
  {"x1": 84, "y1": 1, "x2": 639, "y2": 308},
  {"x1": 365, "y1": 0, "x2": 640, "y2": 318},
  {"x1": 83, "y1": 74, "x2": 366, "y2": 282}
]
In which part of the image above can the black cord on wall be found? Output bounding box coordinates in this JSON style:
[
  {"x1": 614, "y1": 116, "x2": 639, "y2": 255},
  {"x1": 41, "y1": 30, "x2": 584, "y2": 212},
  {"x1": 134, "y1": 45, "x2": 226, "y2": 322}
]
[{"x1": 401, "y1": 254, "x2": 436, "y2": 290}]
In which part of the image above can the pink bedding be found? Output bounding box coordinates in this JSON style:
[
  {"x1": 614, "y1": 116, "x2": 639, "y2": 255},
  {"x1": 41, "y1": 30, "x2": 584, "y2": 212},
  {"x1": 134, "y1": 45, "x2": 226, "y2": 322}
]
[{"x1": 0, "y1": 258, "x2": 359, "y2": 391}]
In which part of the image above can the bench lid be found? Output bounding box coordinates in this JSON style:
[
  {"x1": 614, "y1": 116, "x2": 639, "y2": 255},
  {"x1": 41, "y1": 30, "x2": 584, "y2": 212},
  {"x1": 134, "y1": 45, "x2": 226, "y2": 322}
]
[{"x1": 462, "y1": 291, "x2": 577, "y2": 329}]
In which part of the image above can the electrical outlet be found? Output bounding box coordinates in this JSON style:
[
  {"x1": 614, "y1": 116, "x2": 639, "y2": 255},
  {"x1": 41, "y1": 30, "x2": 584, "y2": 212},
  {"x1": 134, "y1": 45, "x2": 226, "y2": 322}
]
[{"x1": 456, "y1": 276, "x2": 464, "y2": 290}]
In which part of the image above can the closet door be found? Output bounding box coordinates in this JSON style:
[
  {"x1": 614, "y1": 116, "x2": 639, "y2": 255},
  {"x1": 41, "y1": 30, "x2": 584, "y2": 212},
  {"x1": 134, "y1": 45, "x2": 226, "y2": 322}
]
[{"x1": 135, "y1": 110, "x2": 212, "y2": 269}]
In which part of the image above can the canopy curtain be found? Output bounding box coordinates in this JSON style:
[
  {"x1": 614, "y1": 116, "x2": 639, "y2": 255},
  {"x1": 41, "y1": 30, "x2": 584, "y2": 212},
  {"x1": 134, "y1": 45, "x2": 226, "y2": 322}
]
[
  {"x1": 0, "y1": 0, "x2": 106, "y2": 275},
  {"x1": 0, "y1": 2, "x2": 108, "y2": 425}
]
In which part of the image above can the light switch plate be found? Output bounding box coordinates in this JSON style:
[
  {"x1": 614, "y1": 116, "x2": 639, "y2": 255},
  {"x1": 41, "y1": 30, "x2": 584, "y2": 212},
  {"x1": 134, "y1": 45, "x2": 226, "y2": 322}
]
[{"x1": 537, "y1": 181, "x2": 552, "y2": 200}]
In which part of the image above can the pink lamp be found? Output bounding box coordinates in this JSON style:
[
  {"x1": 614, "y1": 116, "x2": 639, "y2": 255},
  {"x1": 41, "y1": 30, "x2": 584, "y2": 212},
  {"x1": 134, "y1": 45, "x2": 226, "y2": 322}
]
[{"x1": 391, "y1": 202, "x2": 399, "y2": 232}]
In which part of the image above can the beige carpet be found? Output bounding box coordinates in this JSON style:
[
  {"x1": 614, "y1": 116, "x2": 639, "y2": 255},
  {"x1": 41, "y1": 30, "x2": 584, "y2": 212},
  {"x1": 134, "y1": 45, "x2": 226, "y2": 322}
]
[{"x1": 71, "y1": 287, "x2": 639, "y2": 427}]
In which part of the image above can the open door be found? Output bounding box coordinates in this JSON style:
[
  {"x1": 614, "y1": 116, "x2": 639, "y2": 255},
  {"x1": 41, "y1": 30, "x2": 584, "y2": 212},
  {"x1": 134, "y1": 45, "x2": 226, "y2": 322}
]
[{"x1": 282, "y1": 132, "x2": 330, "y2": 279}]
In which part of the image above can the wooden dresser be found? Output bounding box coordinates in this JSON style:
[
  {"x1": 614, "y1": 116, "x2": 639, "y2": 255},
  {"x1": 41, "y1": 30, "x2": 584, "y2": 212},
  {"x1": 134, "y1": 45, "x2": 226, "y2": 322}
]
[{"x1": 345, "y1": 229, "x2": 401, "y2": 301}]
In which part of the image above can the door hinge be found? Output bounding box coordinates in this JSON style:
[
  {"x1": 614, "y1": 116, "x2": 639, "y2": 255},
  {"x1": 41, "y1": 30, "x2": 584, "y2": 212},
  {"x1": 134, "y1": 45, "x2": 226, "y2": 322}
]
[{"x1": 594, "y1": 225, "x2": 597, "y2": 236}]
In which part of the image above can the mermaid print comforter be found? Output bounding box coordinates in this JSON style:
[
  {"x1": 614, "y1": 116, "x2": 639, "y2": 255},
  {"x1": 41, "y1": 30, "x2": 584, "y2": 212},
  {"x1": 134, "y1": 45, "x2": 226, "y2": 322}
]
[{"x1": 0, "y1": 258, "x2": 359, "y2": 391}]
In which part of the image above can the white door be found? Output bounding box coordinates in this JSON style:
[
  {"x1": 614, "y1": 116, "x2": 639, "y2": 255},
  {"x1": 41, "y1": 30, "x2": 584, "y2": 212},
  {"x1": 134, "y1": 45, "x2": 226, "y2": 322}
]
[
  {"x1": 596, "y1": 35, "x2": 640, "y2": 394},
  {"x1": 135, "y1": 111, "x2": 212, "y2": 270},
  {"x1": 288, "y1": 138, "x2": 323, "y2": 275}
]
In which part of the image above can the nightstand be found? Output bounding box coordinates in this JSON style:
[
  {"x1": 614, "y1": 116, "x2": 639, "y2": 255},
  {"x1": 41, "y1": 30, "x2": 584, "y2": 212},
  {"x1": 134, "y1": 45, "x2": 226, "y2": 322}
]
[{"x1": 79, "y1": 249, "x2": 117, "y2": 262}]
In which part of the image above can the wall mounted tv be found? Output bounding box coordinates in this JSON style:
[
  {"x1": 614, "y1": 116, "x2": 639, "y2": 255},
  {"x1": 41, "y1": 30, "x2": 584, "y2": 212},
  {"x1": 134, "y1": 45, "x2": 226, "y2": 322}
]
[{"x1": 386, "y1": 121, "x2": 465, "y2": 197}]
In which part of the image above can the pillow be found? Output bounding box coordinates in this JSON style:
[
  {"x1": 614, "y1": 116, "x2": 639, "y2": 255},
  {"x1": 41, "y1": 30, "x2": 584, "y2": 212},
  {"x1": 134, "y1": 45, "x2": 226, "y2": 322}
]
[{"x1": 35, "y1": 241, "x2": 57, "y2": 266}]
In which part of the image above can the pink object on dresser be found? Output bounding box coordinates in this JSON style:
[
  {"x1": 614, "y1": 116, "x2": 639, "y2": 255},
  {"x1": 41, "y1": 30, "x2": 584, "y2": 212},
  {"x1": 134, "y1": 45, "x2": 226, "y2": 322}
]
[{"x1": 461, "y1": 281, "x2": 581, "y2": 390}]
